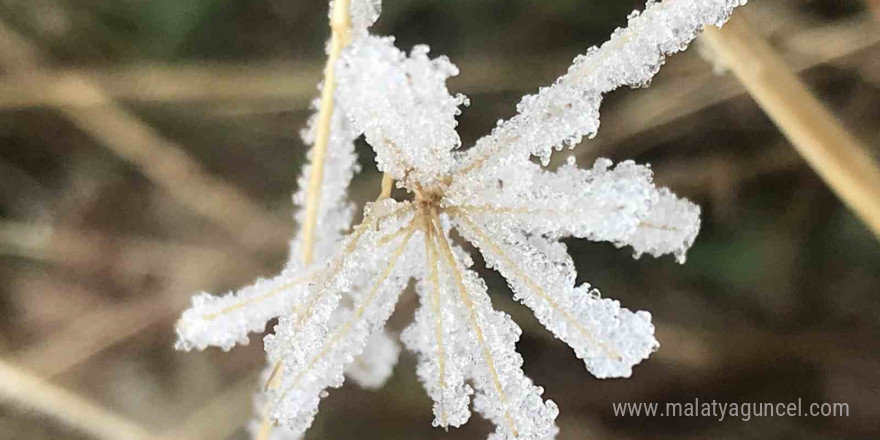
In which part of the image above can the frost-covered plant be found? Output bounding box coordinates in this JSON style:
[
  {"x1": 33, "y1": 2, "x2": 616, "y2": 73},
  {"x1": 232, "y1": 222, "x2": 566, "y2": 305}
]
[{"x1": 175, "y1": 0, "x2": 746, "y2": 439}]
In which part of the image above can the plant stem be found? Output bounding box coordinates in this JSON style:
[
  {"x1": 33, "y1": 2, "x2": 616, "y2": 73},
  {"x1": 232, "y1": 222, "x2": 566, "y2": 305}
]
[
  {"x1": 260, "y1": 6, "x2": 354, "y2": 437},
  {"x1": 702, "y1": 16, "x2": 880, "y2": 237},
  {"x1": 300, "y1": 0, "x2": 353, "y2": 265},
  {"x1": 378, "y1": 173, "x2": 394, "y2": 199}
]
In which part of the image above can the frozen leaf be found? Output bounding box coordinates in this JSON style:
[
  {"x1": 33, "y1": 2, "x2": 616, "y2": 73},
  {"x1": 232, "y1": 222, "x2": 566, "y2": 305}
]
[
  {"x1": 453, "y1": 213, "x2": 658, "y2": 379},
  {"x1": 344, "y1": 329, "x2": 401, "y2": 389},
  {"x1": 446, "y1": 158, "x2": 656, "y2": 242},
  {"x1": 620, "y1": 187, "x2": 701, "y2": 263},
  {"x1": 458, "y1": 0, "x2": 748, "y2": 171},
  {"x1": 446, "y1": 157, "x2": 700, "y2": 263},
  {"x1": 175, "y1": 269, "x2": 311, "y2": 352},
  {"x1": 337, "y1": 36, "x2": 467, "y2": 185},
  {"x1": 430, "y1": 230, "x2": 559, "y2": 440},
  {"x1": 263, "y1": 200, "x2": 419, "y2": 435},
  {"x1": 401, "y1": 218, "x2": 473, "y2": 428}
]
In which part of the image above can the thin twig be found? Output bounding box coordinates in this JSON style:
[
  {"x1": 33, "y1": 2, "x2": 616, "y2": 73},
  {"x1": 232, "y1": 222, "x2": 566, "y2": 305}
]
[
  {"x1": 378, "y1": 172, "x2": 394, "y2": 200},
  {"x1": 702, "y1": 15, "x2": 880, "y2": 237},
  {"x1": 300, "y1": 0, "x2": 353, "y2": 265},
  {"x1": 258, "y1": 3, "x2": 355, "y2": 428},
  {"x1": 0, "y1": 359, "x2": 159, "y2": 440}
]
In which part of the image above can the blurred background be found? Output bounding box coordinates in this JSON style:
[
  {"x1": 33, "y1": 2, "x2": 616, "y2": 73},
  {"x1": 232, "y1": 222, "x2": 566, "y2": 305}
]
[{"x1": 1, "y1": 0, "x2": 879, "y2": 439}]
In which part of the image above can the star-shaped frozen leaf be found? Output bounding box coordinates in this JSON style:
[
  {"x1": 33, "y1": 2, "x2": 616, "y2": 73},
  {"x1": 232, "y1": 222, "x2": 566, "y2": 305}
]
[
  {"x1": 446, "y1": 158, "x2": 655, "y2": 242},
  {"x1": 177, "y1": 1, "x2": 750, "y2": 439}
]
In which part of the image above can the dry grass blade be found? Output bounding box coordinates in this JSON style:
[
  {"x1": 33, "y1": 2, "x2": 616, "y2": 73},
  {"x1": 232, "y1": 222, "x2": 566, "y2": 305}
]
[
  {"x1": 702, "y1": 16, "x2": 880, "y2": 237},
  {"x1": 159, "y1": 372, "x2": 261, "y2": 440},
  {"x1": 0, "y1": 359, "x2": 159, "y2": 440},
  {"x1": 12, "y1": 297, "x2": 179, "y2": 379},
  {"x1": 2, "y1": 222, "x2": 262, "y2": 379},
  {"x1": 0, "y1": 63, "x2": 321, "y2": 110},
  {"x1": 0, "y1": 221, "x2": 256, "y2": 281},
  {"x1": 0, "y1": 19, "x2": 289, "y2": 253},
  {"x1": 0, "y1": 55, "x2": 564, "y2": 111}
]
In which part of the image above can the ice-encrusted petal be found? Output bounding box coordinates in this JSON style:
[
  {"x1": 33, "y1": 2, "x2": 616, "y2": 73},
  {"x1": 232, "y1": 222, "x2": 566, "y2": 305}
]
[
  {"x1": 446, "y1": 157, "x2": 657, "y2": 242},
  {"x1": 174, "y1": 22, "x2": 364, "y2": 353},
  {"x1": 619, "y1": 187, "x2": 701, "y2": 263},
  {"x1": 175, "y1": 268, "x2": 312, "y2": 352},
  {"x1": 349, "y1": 0, "x2": 382, "y2": 39},
  {"x1": 263, "y1": 200, "x2": 418, "y2": 436},
  {"x1": 447, "y1": 156, "x2": 700, "y2": 262},
  {"x1": 337, "y1": 35, "x2": 467, "y2": 185},
  {"x1": 458, "y1": 0, "x2": 747, "y2": 171},
  {"x1": 401, "y1": 221, "x2": 473, "y2": 428},
  {"x1": 453, "y1": 212, "x2": 658, "y2": 379},
  {"x1": 429, "y1": 220, "x2": 558, "y2": 440},
  {"x1": 344, "y1": 328, "x2": 401, "y2": 389}
]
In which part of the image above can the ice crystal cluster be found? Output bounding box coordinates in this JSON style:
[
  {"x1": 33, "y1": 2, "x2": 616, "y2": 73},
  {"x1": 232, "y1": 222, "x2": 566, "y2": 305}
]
[{"x1": 174, "y1": 0, "x2": 745, "y2": 439}]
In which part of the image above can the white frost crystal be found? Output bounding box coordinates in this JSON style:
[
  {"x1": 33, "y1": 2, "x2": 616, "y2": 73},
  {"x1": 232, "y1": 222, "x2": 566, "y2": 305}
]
[
  {"x1": 175, "y1": 0, "x2": 746, "y2": 439},
  {"x1": 401, "y1": 233, "x2": 474, "y2": 428},
  {"x1": 174, "y1": 0, "x2": 398, "y2": 385},
  {"x1": 264, "y1": 200, "x2": 420, "y2": 435},
  {"x1": 337, "y1": 36, "x2": 467, "y2": 185},
  {"x1": 458, "y1": 0, "x2": 747, "y2": 169},
  {"x1": 454, "y1": 218, "x2": 659, "y2": 379},
  {"x1": 343, "y1": 329, "x2": 401, "y2": 389},
  {"x1": 348, "y1": 0, "x2": 382, "y2": 39},
  {"x1": 623, "y1": 188, "x2": 702, "y2": 263}
]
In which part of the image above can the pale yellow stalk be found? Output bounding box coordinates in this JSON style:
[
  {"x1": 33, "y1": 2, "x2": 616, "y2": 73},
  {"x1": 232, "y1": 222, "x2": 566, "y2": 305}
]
[
  {"x1": 259, "y1": 3, "x2": 354, "y2": 437},
  {"x1": 702, "y1": 16, "x2": 880, "y2": 237},
  {"x1": 300, "y1": 0, "x2": 354, "y2": 265}
]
